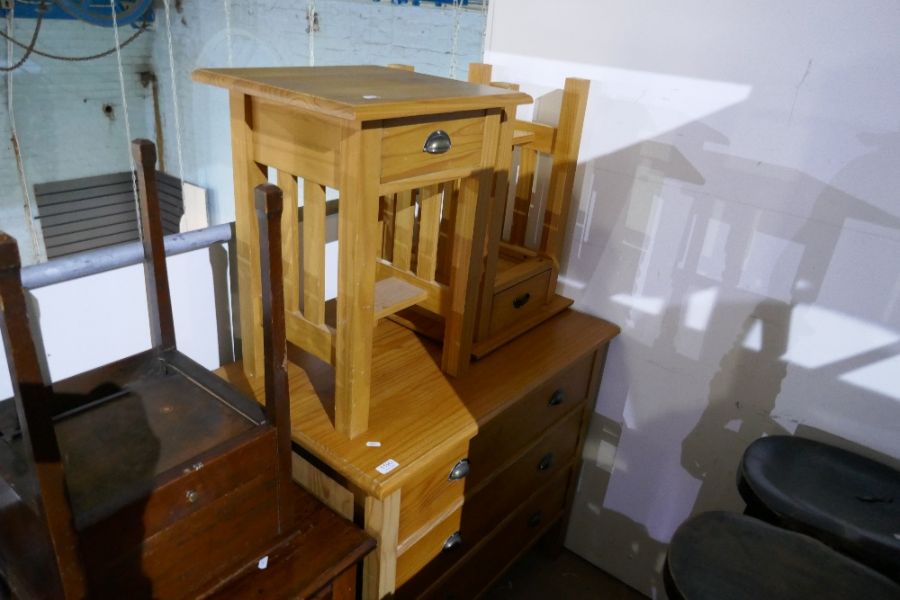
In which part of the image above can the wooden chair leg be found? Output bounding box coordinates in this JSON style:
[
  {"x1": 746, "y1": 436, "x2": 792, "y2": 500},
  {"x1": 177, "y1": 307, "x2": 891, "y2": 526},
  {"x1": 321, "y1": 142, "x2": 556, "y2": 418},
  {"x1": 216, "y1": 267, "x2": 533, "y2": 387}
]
[
  {"x1": 0, "y1": 234, "x2": 86, "y2": 598},
  {"x1": 255, "y1": 183, "x2": 294, "y2": 530}
]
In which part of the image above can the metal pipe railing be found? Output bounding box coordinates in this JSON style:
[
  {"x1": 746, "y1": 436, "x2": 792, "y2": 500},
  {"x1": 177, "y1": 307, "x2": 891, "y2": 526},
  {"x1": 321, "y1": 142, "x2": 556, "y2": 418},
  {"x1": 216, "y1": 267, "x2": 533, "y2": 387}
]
[{"x1": 21, "y1": 223, "x2": 233, "y2": 290}]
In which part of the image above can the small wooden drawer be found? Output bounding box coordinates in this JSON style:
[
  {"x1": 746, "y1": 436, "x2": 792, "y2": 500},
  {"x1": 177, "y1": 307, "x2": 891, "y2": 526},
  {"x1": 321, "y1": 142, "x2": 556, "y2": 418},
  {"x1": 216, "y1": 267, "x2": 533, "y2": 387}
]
[
  {"x1": 462, "y1": 409, "x2": 581, "y2": 543},
  {"x1": 380, "y1": 111, "x2": 486, "y2": 184},
  {"x1": 396, "y1": 505, "x2": 463, "y2": 587},
  {"x1": 467, "y1": 351, "x2": 594, "y2": 490},
  {"x1": 398, "y1": 441, "x2": 469, "y2": 543},
  {"x1": 418, "y1": 471, "x2": 569, "y2": 600},
  {"x1": 489, "y1": 269, "x2": 551, "y2": 336}
]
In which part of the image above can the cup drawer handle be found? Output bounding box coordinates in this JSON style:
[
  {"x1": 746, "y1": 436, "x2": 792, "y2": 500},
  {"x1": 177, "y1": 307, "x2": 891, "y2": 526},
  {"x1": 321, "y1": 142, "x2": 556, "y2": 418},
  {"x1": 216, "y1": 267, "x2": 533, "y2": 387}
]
[
  {"x1": 448, "y1": 458, "x2": 470, "y2": 480},
  {"x1": 548, "y1": 389, "x2": 566, "y2": 406},
  {"x1": 528, "y1": 511, "x2": 543, "y2": 528},
  {"x1": 443, "y1": 531, "x2": 463, "y2": 552},
  {"x1": 537, "y1": 453, "x2": 555, "y2": 472},
  {"x1": 512, "y1": 292, "x2": 531, "y2": 309},
  {"x1": 423, "y1": 130, "x2": 452, "y2": 154}
]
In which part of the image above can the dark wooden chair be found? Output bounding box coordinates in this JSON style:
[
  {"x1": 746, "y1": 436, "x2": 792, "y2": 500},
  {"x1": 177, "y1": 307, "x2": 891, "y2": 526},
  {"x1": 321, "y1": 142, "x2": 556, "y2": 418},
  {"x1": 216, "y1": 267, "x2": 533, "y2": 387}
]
[{"x1": 0, "y1": 140, "x2": 349, "y2": 598}]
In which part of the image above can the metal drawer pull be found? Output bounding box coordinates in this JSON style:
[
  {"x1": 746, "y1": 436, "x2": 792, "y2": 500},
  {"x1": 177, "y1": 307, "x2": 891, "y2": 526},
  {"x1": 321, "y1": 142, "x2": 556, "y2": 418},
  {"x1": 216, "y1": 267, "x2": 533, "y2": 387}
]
[
  {"x1": 548, "y1": 389, "x2": 565, "y2": 406},
  {"x1": 443, "y1": 531, "x2": 463, "y2": 551},
  {"x1": 423, "y1": 130, "x2": 452, "y2": 154},
  {"x1": 537, "y1": 453, "x2": 554, "y2": 472},
  {"x1": 512, "y1": 292, "x2": 531, "y2": 309},
  {"x1": 448, "y1": 458, "x2": 470, "y2": 480},
  {"x1": 528, "y1": 511, "x2": 543, "y2": 528}
]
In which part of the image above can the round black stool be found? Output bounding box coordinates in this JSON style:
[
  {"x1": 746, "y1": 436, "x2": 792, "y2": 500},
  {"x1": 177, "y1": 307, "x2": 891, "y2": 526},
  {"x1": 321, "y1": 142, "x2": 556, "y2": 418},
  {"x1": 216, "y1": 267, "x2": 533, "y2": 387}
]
[
  {"x1": 739, "y1": 435, "x2": 900, "y2": 581},
  {"x1": 665, "y1": 512, "x2": 900, "y2": 600}
]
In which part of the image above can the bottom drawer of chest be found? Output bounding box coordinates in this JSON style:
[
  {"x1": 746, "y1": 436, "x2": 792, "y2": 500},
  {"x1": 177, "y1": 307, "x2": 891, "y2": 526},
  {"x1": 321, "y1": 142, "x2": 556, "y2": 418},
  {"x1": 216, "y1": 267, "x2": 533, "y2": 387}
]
[{"x1": 398, "y1": 469, "x2": 569, "y2": 599}]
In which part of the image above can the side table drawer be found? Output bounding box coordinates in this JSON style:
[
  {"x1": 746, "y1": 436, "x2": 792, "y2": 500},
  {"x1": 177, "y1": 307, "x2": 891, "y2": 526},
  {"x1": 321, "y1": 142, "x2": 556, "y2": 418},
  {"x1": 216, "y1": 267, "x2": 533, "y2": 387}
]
[
  {"x1": 381, "y1": 111, "x2": 486, "y2": 184},
  {"x1": 396, "y1": 505, "x2": 463, "y2": 587},
  {"x1": 398, "y1": 441, "x2": 469, "y2": 543},
  {"x1": 489, "y1": 268, "x2": 552, "y2": 336},
  {"x1": 467, "y1": 351, "x2": 594, "y2": 489}
]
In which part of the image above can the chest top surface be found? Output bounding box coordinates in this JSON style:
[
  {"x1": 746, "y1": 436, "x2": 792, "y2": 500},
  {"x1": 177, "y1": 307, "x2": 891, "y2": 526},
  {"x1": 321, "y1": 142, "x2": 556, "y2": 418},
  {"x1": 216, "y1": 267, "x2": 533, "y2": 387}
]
[{"x1": 192, "y1": 65, "x2": 531, "y2": 121}]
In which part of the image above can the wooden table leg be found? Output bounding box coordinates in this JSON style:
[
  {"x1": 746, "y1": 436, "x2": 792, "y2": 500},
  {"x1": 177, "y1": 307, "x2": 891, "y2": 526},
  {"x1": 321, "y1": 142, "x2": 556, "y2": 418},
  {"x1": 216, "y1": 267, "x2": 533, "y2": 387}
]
[
  {"x1": 230, "y1": 91, "x2": 268, "y2": 380},
  {"x1": 334, "y1": 124, "x2": 382, "y2": 438}
]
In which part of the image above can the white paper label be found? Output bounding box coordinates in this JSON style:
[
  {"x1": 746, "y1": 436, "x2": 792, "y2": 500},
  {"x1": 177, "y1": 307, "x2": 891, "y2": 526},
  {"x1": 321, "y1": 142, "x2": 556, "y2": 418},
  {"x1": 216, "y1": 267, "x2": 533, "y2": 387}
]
[
  {"x1": 257, "y1": 556, "x2": 269, "y2": 570},
  {"x1": 376, "y1": 459, "x2": 399, "y2": 474}
]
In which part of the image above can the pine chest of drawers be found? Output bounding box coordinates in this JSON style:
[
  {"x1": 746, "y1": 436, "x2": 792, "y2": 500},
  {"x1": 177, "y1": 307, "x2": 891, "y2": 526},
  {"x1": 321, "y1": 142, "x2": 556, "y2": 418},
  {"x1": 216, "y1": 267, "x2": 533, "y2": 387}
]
[{"x1": 218, "y1": 309, "x2": 618, "y2": 598}]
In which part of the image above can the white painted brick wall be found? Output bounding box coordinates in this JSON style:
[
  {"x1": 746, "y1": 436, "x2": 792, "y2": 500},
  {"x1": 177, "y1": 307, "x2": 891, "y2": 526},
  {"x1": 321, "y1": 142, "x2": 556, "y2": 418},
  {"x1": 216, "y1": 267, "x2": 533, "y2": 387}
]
[
  {"x1": 0, "y1": 18, "x2": 155, "y2": 265},
  {"x1": 1, "y1": 2, "x2": 487, "y2": 264},
  {"x1": 152, "y1": 0, "x2": 488, "y2": 224}
]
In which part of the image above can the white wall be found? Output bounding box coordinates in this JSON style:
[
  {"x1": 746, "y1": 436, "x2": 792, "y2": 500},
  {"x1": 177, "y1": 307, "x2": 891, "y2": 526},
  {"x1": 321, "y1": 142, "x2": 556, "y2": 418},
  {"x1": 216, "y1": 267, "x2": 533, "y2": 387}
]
[
  {"x1": 0, "y1": 19, "x2": 155, "y2": 265},
  {"x1": 0, "y1": 245, "x2": 227, "y2": 400},
  {"x1": 487, "y1": 1, "x2": 900, "y2": 596},
  {"x1": 152, "y1": 0, "x2": 488, "y2": 225}
]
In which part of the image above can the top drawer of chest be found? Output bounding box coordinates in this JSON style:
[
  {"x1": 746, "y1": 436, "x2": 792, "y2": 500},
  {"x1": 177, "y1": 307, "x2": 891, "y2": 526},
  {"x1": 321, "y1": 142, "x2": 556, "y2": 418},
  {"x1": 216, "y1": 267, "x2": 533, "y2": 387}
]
[{"x1": 466, "y1": 351, "x2": 595, "y2": 490}]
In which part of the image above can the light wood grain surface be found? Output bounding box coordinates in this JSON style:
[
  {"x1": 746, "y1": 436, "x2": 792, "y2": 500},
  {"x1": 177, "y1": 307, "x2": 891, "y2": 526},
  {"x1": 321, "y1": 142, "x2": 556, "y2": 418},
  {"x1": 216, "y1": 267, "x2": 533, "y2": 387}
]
[
  {"x1": 217, "y1": 310, "x2": 618, "y2": 500},
  {"x1": 193, "y1": 66, "x2": 531, "y2": 121}
]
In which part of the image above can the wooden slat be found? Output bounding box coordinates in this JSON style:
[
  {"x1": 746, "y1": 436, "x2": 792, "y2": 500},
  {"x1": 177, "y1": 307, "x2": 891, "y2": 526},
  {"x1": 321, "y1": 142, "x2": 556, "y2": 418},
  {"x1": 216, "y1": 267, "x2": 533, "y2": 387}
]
[
  {"x1": 46, "y1": 231, "x2": 140, "y2": 259},
  {"x1": 436, "y1": 181, "x2": 457, "y2": 285},
  {"x1": 509, "y1": 147, "x2": 536, "y2": 246},
  {"x1": 373, "y1": 277, "x2": 428, "y2": 320},
  {"x1": 391, "y1": 190, "x2": 415, "y2": 271},
  {"x1": 36, "y1": 193, "x2": 137, "y2": 219},
  {"x1": 415, "y1": 184, "x2": 441, "y2": 282},
  {"x1": 302, "y1": 180, "x2": 326, "y2": 326},
  {"x1": 277, "y1": 171, "x2": 300, "y2": 314},
  {"x1": 43, "y1": 220, "x2": 136, "y2": 247},
  {"x1": 286, "y1": 310, "x2": 335, "y2": 365}
]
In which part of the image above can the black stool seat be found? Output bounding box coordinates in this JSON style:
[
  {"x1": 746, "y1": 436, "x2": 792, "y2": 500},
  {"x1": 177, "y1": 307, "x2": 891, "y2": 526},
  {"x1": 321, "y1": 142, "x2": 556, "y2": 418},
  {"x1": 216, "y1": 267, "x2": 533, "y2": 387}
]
[
  {"x1": 665, "y1": 512, "x2": 900, "y2": 600},
  {"x1": 739, "y1": 435, "x2": 900, "y2": 580}
]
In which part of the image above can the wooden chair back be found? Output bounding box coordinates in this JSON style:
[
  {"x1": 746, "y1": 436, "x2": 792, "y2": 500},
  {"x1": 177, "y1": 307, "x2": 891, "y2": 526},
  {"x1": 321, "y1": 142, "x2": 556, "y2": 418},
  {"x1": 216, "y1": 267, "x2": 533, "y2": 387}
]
[{"x1": 468, "y1": 64, "x2": 589, "y2": 273}]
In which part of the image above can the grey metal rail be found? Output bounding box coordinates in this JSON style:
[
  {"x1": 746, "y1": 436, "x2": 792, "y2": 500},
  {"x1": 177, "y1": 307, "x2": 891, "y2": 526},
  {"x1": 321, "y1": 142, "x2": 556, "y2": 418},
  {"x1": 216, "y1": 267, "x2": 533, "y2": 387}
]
[{"x1": 21, "y1": 223, "x2": 234, "y2": 290}]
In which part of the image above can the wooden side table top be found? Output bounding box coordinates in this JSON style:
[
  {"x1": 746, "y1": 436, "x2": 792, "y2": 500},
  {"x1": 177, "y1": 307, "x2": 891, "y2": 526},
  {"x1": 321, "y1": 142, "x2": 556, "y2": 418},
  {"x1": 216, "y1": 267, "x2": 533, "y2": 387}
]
[
  {"x1": 192, "y1": 65, "x2": 532, "y2": 121},
  {"x1": 217, "y1": 309, "x2": 619, "y2": 501}
]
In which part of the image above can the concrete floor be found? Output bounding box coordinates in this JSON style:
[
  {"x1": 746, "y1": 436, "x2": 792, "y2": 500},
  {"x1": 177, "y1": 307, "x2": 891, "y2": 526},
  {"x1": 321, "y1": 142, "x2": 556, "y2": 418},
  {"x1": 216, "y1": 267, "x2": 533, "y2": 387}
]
[{"x1": 485, "y1": 547, "x2": 646, "y2": 600}]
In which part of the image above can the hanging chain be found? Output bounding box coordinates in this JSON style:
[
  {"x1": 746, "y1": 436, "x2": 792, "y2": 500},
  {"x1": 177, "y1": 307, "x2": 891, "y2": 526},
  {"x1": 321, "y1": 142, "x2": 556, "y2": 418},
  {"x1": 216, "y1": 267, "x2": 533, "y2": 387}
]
[
  {"x1": 110, "y1": 0, "x2": 143, "y2": 240},
  {"x1": 449, "y1": 0, "x2": 463, "y2": 79},
  {"x1": 0, "y1": 1, "x2": 45, "y2": 72},
  {"x1": 223, "y1": 0, "x2": 234, "y2": 67},
  {"x1": 161, "y1": 0, "x2": 184, "y2": 186}
]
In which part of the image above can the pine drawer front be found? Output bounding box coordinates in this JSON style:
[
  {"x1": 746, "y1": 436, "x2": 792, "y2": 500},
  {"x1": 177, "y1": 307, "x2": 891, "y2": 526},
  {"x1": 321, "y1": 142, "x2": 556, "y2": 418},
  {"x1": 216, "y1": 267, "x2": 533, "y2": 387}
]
[
  {"x1": 467, "y1": 352, "x2": 593, "y2": 490},
  {"x1": 398, "y1": 441, "x2": 470, "y2": 544},
  {"x1": 380, "y1": 111, "x2": 486, "y2": 184},
  {"x1": 488, "y1": 269, "x2": 551, "y2": 336},
  {"x1": 396, "y1": 505, "x2": 463, "y2": 587},
  {"x1": 461, "y1": 410, "x2": 581, "y2": 543},
  {"x1": 422, "y1": 472, "x2": 569, "y2": 600}
]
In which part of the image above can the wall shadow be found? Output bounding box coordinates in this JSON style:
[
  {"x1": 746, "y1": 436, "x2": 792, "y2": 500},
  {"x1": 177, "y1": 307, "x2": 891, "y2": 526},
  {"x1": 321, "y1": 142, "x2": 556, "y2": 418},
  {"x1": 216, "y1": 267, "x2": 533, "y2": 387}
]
[{"x1": 564, "y1": 118, "x2": 900, "y2": 596}]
